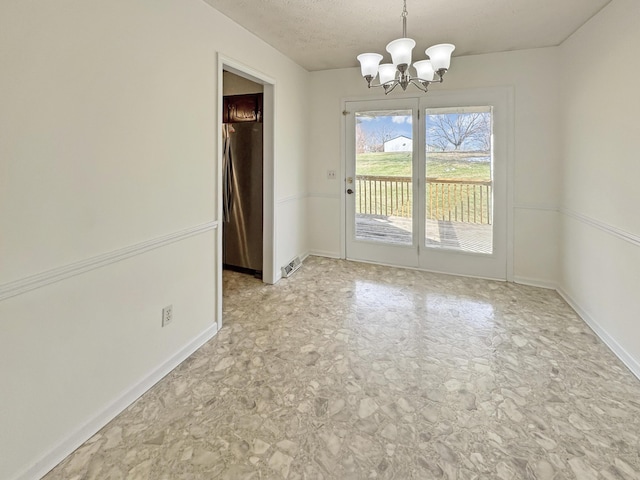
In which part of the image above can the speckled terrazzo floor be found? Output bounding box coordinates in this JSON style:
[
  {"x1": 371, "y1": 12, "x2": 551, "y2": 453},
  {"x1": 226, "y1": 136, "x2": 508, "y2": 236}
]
[{"x1": 43, "y1": 256, "x2": 640, "y2": 479}]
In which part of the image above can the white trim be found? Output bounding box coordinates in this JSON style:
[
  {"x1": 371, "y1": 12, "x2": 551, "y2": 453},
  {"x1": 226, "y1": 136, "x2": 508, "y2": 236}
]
[
  {"x1": 504, "y1": 87, "x2": 515, "y2": 282},
  {"x1": 340, "y1": 97, "x2": 347, "y2": 260},
  {"x1": 299, "y1": 252, "x2": 311, "y2": 262},
  {"x1": 277, "y1": 193, "x2": 307, "y2": 204},
  {"x1": 347, "y1": 257, "x2": 508, "y2": 282},
  {"x1": 307, "y1": 249, "x2": 342, "y2": 259},
  {"x1": 561, "y1": 208, "x2": 640, "y2": 247},
  {"x1": 14, "y1": 324, "x2": 219, "y2": 480},
  {"x1": 0, "y1": 222, "x2": 218, "y2": 302},
  {"x1": 557, "y1": 287, "x2": 640, "y2": 381},
  {"x1": 514, "y1": 204, "x2": 559, "y2": 212},
  {"x1": 216, "y1": 53, "x2": 225, "y2": 331},
  {"x1": 513, "y1": 276, "x2": 557, "y2": 290},
  {"x1": 263, "y1": 83, "x2": 277, "y2": 285}
]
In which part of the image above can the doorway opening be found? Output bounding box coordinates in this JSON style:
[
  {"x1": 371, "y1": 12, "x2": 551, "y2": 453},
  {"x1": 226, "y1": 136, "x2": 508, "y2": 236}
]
[
  {"x1": 222, "y1": 72, "x2": 264, "y2": 279},
  {"x1": 217, "y1": 56, "x2": 276, "y2": 331}
]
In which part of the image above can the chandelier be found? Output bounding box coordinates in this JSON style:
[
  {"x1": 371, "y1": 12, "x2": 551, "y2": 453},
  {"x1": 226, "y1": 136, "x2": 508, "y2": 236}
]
[{"x1": 357, "y1": 0, "x2": 455, "y2": 94}]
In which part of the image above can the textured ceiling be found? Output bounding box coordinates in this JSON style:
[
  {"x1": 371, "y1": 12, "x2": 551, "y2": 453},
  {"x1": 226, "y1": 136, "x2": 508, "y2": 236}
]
[{"x1": 202, "y1": 0, "x2": 611, "y2": 72}]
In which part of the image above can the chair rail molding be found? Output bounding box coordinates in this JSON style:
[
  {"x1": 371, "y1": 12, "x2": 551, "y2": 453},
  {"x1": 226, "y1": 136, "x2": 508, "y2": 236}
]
[
  {"x1": 0, "y1": 221, "x2": 218, "y2": 302},
  {"x1": 561, "y1": 208, "x2": 640, "y2": 247}
]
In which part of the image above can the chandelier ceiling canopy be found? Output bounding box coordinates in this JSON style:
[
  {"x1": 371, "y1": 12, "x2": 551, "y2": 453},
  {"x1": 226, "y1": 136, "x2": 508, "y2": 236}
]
[{"x1": 357, "y1": 0, "x2": 455, "y2": 94}]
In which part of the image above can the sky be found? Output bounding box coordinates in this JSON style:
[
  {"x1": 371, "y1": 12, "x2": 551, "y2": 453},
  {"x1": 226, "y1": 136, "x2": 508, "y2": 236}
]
[
  {"x1": 357, "y1": 111, "x2": 491, "y2": 152},
  {"x1": 357, "y1": 113, "x2": 413, "y2": 140}
]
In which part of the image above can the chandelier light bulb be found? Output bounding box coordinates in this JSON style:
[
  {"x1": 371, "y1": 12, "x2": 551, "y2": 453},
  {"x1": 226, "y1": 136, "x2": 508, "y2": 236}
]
[
  {"x1": 356, "y1": 53, "x2": 383, "y2": 78},
  {"x1": 425, "y1": 44, "x2": 456, "y2": 71},
  {"x1": 386, "y1": 38, "x2": 416, "y2": 66},
  {"x1": 378, "y1": 64, "x2": 398, "y2": 84},
  {"x1": 413, "y1": 59, "x2": 435, "y2": 82}
]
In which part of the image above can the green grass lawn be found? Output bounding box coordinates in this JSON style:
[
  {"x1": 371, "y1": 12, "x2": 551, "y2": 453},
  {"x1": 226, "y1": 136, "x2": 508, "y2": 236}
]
[{"x1": 356, "y1": 151, "x2": 491, "y2": 180}]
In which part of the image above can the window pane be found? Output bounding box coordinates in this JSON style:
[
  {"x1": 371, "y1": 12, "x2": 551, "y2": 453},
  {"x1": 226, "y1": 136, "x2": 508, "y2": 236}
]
[
  {"x1": 354, "y1": 110, "x2": 413, "y2": 245},
  {"x1": 424, "y1": 106, "x2": 493, "y2": 254}
]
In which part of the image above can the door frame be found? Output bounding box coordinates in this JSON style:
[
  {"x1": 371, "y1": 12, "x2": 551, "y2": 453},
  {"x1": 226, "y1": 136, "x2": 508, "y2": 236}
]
[
  {"x1": 344, "y1": 97, "x2": 420, "y2": 268},
  {"x1": 340, "y1": 86, "x2": 514, "y2": 281},
  {"x1": 217, "y1": 54, "x2": 277, "y2": 330}
]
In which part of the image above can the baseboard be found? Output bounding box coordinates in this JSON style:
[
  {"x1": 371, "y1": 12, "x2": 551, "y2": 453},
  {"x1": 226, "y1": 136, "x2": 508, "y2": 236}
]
[
  {"x1": 306, "y1": 250, "x2": 342, "y2": 259},
  {"x1": 557, "y1": 287, "x2": 640, "y2": 381},
  {"x1": 15, "y1": 324, "x2": 219, "y2": 480},
  {"x1": 513, "y1": 276, "x2": 557, "y2": 290}
]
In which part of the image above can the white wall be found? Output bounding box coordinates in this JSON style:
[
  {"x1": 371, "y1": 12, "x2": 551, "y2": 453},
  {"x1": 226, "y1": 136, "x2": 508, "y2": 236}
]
[
  {"x1": 0, "y1": 1, "x2": 308, "y2": 478},
  {"x1": 559, "y1": 0, "x2": 640, "y2": 375},
  {"x1": 307, "y1": 48, "x2": 562, "y2": 284}
]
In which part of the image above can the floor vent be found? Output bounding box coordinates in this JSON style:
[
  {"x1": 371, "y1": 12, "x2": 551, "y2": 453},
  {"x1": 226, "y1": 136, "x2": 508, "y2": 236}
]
[{"x1": 282, "y1": 256, "x2": 302, "y2": 278}]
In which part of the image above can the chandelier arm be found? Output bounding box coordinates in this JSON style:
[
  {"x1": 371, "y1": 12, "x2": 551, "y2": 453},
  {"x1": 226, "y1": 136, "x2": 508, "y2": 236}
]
[
  {"x1": 362, "y1": 68, "x2": 450, "y2": 93},
  {"x1": 365, "y1": 82, "x2": 391, "y2": 89},
  {"x1": 384, "y1": 81, "x2": 400, "y2": 94},
  {"x1": 364, "y1": 74, "x2": 374, "y2": 88},
  {"x1": 435, "y1": 69, "x2": 448, "y2": 82},
  {"x1": 408, "y1": 79, "x2": 429, "y2": 92}
]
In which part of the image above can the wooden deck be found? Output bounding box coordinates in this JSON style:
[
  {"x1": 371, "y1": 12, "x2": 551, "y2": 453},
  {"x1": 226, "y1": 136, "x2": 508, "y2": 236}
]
[{"x1": 355, "y1": 214, "x2": 493, "y2": 254}]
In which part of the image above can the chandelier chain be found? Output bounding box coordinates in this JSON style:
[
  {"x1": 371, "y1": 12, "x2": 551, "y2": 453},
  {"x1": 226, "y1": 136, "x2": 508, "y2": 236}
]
[{"x1": 402, "y1": 0, "x2": 408, "y2": 37}]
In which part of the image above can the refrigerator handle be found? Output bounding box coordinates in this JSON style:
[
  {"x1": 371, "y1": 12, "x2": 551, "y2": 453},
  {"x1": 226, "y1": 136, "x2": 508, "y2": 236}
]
[{"x1": 222, "y1": 125, "x2": 234, "y2": 222}]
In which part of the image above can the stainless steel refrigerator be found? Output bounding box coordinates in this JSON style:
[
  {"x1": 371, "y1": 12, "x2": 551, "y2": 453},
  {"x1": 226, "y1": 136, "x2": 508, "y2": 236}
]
[{"x1": 222, "y1": 95, "x2": 263, "y2": 276}]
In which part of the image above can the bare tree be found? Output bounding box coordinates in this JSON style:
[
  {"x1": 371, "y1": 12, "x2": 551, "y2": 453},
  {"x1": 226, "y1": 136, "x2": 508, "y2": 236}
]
[
  {"x1": 427, "y1": 113, "x2": 490, "y2": 151},
  {"x1": 473, "y1": 113, "x2": 492, "y2": 151},
  {"x1": 369, "y1": 124, "x2": 399, "y2": 152},
  {"x1": 356, "y1": 123, "x2": 368, "y2": 153},
  {"x1": 356, "y1": 114, "x2": 407, "y2": 152},
  {"x1": 430, "y1": 136, "x2": 450, "y2": 152}
]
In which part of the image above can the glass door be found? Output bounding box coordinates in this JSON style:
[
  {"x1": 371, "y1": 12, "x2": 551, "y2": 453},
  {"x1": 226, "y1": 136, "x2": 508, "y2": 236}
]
[
  {"x1": 345, "y1": 98, "x2": 419, "y2": 268},
  {"x1": 345, "y1": 89, "x2": 509, "y2": 280}
]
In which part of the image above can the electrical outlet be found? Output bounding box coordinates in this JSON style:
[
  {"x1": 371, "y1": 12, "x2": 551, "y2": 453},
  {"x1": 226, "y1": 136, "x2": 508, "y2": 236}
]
[
  {"x1": 162, "y1": 305, "x2": 173, "y2": 327},
  {"x1": 327, "y1": 170, "x2": 337, "y2": 180}
]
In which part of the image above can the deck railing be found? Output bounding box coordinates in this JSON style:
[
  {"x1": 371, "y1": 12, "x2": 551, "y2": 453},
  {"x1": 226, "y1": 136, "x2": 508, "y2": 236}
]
[{"x1": 355, "y1": 175, "x2": 492, "y2": 224}]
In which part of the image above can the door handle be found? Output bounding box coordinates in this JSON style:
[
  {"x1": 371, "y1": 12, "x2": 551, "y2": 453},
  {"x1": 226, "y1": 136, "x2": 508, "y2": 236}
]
[{"x1": 347, "y1": 188, "x2": 354, "y2": 194}]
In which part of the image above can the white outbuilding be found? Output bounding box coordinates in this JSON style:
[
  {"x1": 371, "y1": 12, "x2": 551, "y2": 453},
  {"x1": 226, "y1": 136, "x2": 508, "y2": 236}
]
[{"x1": 383, "y1": 135, "x2": 412, "y2": 152}]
